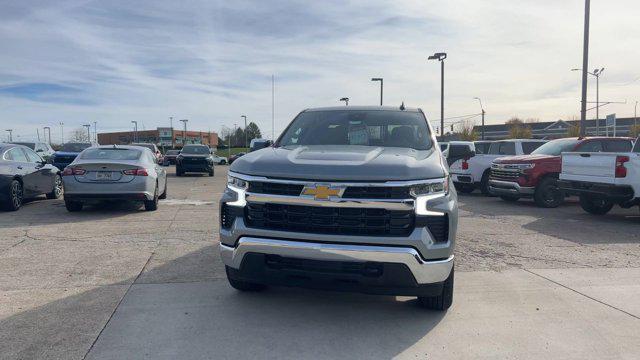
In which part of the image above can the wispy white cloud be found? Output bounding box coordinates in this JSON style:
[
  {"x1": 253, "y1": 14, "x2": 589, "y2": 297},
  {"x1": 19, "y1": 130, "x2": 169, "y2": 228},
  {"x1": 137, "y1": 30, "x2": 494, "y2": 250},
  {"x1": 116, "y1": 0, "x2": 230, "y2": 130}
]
[{"x1": 1, "y1": 0, "x2": 639, "y2": 142}]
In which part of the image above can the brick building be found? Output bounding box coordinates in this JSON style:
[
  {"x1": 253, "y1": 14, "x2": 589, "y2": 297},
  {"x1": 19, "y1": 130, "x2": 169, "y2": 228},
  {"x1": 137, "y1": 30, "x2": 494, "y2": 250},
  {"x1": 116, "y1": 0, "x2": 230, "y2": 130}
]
[{"x1": 98, "y1": 127, "x2": 218, "y2": 149}]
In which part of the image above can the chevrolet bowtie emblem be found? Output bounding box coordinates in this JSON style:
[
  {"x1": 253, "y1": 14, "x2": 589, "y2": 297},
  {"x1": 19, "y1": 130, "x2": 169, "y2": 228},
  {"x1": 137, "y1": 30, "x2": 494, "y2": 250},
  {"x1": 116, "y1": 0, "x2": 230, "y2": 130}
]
[{"x1": 301, "y1": 185, "x2": 344, "y2": 201}]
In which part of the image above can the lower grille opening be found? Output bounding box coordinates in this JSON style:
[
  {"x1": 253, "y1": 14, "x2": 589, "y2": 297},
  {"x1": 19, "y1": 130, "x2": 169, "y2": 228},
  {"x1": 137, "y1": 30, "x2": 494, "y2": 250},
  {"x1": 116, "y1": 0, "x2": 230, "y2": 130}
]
[{"x1": 265, "y1": 255, "x2": 383, "y2": 278}]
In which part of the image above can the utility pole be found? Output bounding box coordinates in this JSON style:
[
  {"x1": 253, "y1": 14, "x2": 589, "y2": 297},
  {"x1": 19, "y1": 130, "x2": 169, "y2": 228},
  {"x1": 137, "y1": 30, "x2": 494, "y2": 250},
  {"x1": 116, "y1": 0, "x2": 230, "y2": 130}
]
[
  {"x1": 169, "y1": 116, "x2": 174, "y2": 148},
  {"x1": 83, "y1": 124, "x2": 91, "y2": 143},
  {"x1": 428, "y1": 52, "x2": 447, "y2": 137},
  {"x1": 131, "y1": 121, "x2": 138, "y2": 142},
  {"x1": 6, "y1": 129, "x2": 12, "y2": 142},
  {"x1": 371, "y1": 78, "x2": 383, "y2": 106},
  {"x1": 180, "y1": 119, "x2": 188, "y2": 146},
  {"x1": 44, "y1": 126, "x2": 51, "y2": 144},
  {"x1": 93, "y1": 121, "x2": 97, "y2": 143},
  {"x1": 60, "y1": 122, "x2": 64, "y2": 144},
  {"x1": 272, "y1": 74, "x2": 275, "y2": 142},
  {"x1": 579, "y1": 0, "x2": 591, "y2": 137},
  {"x1": 340, "y1": 97, "x2": 349, "y2": 106},
  {"x1": 241, "y1": 115, "x2": 247, "y2": 151},
  {"x1": 474, "y1": 97, "x2": 485, "y2": 140}
]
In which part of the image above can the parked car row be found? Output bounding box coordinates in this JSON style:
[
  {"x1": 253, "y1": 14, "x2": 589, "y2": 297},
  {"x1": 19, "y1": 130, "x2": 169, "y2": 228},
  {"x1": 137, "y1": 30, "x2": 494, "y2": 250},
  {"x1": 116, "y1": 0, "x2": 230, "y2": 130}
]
[{"x1": 445, "y1": 136, "x2": 638, "y2": 214}]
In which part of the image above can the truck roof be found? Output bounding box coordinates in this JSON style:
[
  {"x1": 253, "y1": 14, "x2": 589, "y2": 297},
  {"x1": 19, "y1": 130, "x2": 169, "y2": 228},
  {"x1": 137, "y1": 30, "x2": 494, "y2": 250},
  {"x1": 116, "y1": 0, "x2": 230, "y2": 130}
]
[{"x1": 304, "y1": 106, "x2": 421, "y2": 113}]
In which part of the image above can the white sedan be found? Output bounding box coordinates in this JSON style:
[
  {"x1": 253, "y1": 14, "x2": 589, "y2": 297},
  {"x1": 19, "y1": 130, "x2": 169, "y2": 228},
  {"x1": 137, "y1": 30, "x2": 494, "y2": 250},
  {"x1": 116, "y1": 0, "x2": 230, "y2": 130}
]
[{"x1": 62, "y1": 145, "x2": 167, "y2": 211}]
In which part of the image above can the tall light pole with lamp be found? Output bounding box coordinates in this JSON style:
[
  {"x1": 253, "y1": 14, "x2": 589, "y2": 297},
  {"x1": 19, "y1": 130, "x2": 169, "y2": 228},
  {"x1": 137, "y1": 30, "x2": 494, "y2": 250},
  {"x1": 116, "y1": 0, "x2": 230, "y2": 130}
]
[
  {"x1": 572, "y1": 67, "x2": 604, "y2": 135},
  {"x1": 6, "y1": 129, "x2": 12, "y2": 142},
  {"x1": 339, "y1": 97, "x2": 349, "y2": 106},
  {"x1": 371, "y1": 78, "x2": 383, "y2": 106},
  {"x1": 428, "y1": 52, "x2": 447, "y2": 137},
  {"x1": 131, "y1": 121, "x2": 138, "y2": 142},
  {"x1": 473, "y1": 97, "x2": 486, "y2": 140},
  {"x1": 634, "y1": 101, "x2": 638, "y2": 136},
  {"x1": 59, "y1": 122, "x2": 64, "y2": 144},
  {"x1": 179, "y1": 119, "x2": 188, "y2": 146},
  {"x1": 241, "y1": 115, "x2": 247, "y2": 151},
  {"x1": 83, "y1": 124, "x2": 91, "y2": 143}
]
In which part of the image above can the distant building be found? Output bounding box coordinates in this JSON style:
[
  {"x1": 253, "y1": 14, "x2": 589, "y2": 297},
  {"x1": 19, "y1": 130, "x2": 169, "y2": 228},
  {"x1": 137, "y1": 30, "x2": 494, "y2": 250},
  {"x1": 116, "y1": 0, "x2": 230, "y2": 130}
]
[
  {"x1": 472, "y1": 117, "x2": 639, "y2": 140},
  {"x1": 98, "y1": 127, "x2": 218, "y2": 149}
]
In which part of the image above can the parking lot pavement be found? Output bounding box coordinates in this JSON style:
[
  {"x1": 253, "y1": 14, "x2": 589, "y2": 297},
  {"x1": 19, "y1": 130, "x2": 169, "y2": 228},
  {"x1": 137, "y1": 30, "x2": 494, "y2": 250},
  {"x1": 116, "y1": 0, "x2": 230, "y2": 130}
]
[{"x1": 1, "y1": 167, "x2": 639, "y2": 359}]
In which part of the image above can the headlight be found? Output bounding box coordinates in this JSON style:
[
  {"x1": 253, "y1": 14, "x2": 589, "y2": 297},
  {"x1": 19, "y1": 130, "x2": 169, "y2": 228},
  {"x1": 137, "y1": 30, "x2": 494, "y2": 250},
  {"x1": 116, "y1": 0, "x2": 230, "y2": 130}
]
[
  {"x1": 227, "y1": 175, "x2": 248, "y2": 189},
  {"x1": 410, "y1": 177, "x2": 449, "y2": 198}
]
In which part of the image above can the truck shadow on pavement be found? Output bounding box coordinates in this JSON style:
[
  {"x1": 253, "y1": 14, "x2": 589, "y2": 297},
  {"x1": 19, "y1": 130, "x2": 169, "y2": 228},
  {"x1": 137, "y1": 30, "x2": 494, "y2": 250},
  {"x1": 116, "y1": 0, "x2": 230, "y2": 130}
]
[{"x1": 1, "y1": 245, "x2": 447, "y2": 360}]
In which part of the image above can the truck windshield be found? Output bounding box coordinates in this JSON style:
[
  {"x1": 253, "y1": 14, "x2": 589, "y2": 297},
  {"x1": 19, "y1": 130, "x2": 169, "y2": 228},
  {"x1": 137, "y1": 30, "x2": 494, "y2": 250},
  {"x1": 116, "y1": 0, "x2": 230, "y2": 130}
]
[
  {"x1": 277, "y1": 110, "x2": 433, "y2": 150},
  {"x1": 531, "y1": 139, "x2": 579, "y2": 156}
]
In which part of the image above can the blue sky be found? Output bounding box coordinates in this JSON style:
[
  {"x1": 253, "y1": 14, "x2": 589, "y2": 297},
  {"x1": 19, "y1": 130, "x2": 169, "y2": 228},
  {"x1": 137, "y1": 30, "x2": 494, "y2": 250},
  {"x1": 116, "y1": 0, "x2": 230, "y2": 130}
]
[{"x1": 1, "y1": 0, "x2": 639, "y2": 142}]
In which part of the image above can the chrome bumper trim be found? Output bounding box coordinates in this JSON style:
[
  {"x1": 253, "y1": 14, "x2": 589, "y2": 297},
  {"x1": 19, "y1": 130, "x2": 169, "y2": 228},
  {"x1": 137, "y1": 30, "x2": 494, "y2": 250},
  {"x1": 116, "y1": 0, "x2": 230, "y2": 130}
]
[
  {"x1": 489, "y1": 179, "x2": 535, "y2": 195},
  {"x1": 220, "y1": 237, "x2": 454, "y2": 284}
]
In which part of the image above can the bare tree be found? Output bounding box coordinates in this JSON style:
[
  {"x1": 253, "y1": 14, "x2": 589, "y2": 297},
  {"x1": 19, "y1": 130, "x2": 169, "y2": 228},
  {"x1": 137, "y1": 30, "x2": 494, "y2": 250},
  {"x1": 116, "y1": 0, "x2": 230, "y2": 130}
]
[
  {"x1": 69, "y1": 128, "x2": 89, "y2": 142},
  {"x1": 456, "y1": 120, "x2": 478, "y2": 141}
]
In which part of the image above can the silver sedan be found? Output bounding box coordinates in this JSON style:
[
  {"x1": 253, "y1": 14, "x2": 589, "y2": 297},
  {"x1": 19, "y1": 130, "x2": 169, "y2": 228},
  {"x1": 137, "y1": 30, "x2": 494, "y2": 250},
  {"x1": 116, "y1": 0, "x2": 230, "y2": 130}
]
[{"x1": 62, "y1": 145, "x2": 167, "y2": 211}]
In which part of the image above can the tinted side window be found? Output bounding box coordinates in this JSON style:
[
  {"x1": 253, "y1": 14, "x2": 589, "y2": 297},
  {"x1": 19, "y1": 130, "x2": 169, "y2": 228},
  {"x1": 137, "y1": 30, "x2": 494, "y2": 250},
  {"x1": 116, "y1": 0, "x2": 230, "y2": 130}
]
[
  {"x1": 604, "y1": 140, "x2": 632, "y2": 152},
  {"x1": 499, "y1": 142, "x2": 516, "y2": 155},
  {"x1": 448, "y1": 145, "x2": 471, "y2": 157},
  {"x1": 576, "y1": 141, "x2": 603, "y2": 152},
  {"x1": 9, "y1": 148, "x2": 29, "y2": 162},
  {"x1": 522, "y1": 142, "x2": 545, "y2": 154},
  {"x1": 24, "y1": 148, "x2": 43, "y2": 163}
]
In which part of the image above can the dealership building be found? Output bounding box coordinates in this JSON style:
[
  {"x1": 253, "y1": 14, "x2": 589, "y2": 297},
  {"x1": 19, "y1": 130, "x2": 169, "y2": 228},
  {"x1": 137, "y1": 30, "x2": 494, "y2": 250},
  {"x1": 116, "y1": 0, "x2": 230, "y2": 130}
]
[{"x1": 98, "y1": 127, "x2": 219, "y2": 149}]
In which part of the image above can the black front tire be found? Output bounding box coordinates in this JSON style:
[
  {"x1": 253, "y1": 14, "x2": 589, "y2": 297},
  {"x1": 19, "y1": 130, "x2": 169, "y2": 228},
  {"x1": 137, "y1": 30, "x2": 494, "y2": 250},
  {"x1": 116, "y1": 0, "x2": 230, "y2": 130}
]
[
  {"x1": 225, "y1": 266, "x2": 266, "y2": 291},
  {"x1": 480, "y1": 171, "x2": 491, "y2": 196},
  {"x1": 534, "y1": 177, "x2": 564, "y2": 208},
  {"x1": 46, "y1": 174, "x2": 63, "y2": 200},
  {"x1": 3, "y1": 180, "x2": 23, "y2": 211},
  {"x1": 208, "y1": 169, "x2": 214, "y2": 177},
  {"x1": 418, "y1": 267, "x2": 454, "y2": 311},
  {"x1": 579, "y1": 194, "x2": 613, "y2": 215},
  {"x1": 65, "y1": 200, "x2": 83, "y2": 212}
]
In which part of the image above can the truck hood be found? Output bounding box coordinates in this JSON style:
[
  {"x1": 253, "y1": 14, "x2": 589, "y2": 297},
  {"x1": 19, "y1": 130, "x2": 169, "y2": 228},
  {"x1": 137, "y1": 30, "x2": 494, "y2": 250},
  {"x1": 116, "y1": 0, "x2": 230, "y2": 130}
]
[
  {"x1": 230, "y1": 145, "x2": 446, "y2": 181},
  {"x1": 493, "y1": 154, "x2": 558, "y2": 164}
]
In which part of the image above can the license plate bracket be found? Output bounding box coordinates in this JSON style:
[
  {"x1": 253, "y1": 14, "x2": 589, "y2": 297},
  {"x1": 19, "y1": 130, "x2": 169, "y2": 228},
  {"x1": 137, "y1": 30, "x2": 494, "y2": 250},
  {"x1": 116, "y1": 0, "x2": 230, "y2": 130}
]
[{"x1": 96, "y1": 172, "x2": 113, "y2": 181}]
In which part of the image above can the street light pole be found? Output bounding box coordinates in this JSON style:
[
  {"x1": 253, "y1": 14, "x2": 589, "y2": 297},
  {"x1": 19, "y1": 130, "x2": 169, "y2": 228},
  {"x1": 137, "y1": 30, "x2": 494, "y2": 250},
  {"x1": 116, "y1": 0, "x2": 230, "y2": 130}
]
[
  {"x1": 83, "y1": 124, "x2": 91, "y2": 143},
  {"x1": 474, "y1": 97, "x2": 485, "y2": 140},
  {"x1": 241, "y1": 115, "x2": 247, "y2": 151},
  {"x1": 371, "y1": 78, "x2": 383, "y2": 106},
  {"x1": 579, "y1": 0, "x2": 591, "y2": 137},
  {"x1": 428, "y1": 52, "x2": 447, "y2": 137},
  {"x1": 131, "y1": 121, "x2": 138, "y2": 142},
  {"x1": 59, "y1": 122, "x2": 64, "y2": 144},
  {"x1": 180, "y1": 119, "x2": 188, "y2": 146},
  {"x1": 93, "y1": 121, "x2": 97, "y2": 143},
  {"x1": 572, "y1": 67, "x2": 603, "y2": 135},
  {"x1": 634, "y1": 101, "x2": 638, "y2": 135},
  {"x1": 6, "y1": 129, "x2": 12, "y2": 142},
  {"x1": 339, "y1": 97, "x2": 349, "y2": 106}
]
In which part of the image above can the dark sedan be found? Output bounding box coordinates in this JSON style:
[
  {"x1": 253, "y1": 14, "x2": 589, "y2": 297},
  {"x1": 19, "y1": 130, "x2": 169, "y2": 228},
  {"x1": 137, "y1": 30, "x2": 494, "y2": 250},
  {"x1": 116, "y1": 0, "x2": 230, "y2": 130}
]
[
  {"x1": 176, "y1": 145, "x2": 214, "y2": 176},
  {"x1": 0, "y1": 143, "x2": 63, "y2": 211},
  {"x1": 51, "y1": 142, "x2": 92, "y2": 170},
  {"x1": 163, "y1": 150, "x2": 180, "y2": 165},
  {"x1": 228, "y1": 152, "x2": 246, "y2": 164}
]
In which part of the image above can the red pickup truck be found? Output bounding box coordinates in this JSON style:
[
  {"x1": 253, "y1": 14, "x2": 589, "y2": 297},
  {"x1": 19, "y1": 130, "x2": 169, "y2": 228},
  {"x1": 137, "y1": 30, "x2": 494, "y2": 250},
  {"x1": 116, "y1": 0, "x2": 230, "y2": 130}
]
[{"x1": 489, "y1": 137, "x2": 634, "y2": 207}]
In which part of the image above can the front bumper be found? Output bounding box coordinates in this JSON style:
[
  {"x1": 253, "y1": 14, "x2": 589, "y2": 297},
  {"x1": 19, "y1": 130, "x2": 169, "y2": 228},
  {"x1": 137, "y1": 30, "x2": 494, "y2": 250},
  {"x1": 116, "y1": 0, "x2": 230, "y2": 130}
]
[
  {"x1": 221, "y1": 237, "x2": 453, "y2": 295},
  {"x1": 489, "y1": 179, "x2": 535, "y2": 197},
  {"x1": 177, "y1": 163, "x2": 212, "y2": 172}
]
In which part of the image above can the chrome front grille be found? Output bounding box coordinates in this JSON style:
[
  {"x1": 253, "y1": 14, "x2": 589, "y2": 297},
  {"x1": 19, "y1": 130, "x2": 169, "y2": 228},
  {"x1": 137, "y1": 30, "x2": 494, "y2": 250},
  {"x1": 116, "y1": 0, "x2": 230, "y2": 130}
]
[{"x1": 490, "y1": 167, "x2": 521, "y2": 182}]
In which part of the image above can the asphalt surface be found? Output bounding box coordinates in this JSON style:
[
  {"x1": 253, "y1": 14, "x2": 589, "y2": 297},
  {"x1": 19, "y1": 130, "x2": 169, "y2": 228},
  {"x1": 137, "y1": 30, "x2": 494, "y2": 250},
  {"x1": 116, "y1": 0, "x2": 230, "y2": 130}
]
[{"x1": 1, "y1": 166, "x2": 639, "y2": 359}]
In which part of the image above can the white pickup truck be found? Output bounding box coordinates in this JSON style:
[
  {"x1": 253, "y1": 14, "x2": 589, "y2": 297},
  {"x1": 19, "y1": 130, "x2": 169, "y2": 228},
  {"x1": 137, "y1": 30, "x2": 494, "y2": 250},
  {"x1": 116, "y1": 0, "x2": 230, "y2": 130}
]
[
  {"x1": 559, "y1": 139, "x2": 640, "y2": 215},
  {"x1": 450, "y1": 139, "x2": 546, "y2": 194}
]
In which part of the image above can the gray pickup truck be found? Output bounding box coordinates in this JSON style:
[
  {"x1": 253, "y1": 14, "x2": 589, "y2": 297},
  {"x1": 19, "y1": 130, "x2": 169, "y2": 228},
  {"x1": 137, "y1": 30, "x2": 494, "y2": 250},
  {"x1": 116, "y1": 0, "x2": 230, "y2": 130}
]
[{"x1": 219, "y1": 106, "x2": 458, "y2": 310}]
